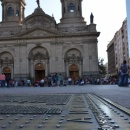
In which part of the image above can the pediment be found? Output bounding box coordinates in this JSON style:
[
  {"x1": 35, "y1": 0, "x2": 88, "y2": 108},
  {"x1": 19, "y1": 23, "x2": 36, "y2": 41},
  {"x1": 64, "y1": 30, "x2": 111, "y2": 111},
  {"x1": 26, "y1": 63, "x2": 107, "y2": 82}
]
[
  {"x1": 16, "y1": 27, "x2": 63, "y2": 37},
  {"x1": 22, "y1": 29, "x2": 54, "y2": 37}
]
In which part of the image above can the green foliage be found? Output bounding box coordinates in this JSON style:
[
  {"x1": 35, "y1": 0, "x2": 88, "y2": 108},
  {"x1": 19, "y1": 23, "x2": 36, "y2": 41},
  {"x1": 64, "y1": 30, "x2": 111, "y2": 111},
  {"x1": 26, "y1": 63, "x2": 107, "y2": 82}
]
[{"x1": 98, "y1": 58, "x2": 106, "y2": 75}]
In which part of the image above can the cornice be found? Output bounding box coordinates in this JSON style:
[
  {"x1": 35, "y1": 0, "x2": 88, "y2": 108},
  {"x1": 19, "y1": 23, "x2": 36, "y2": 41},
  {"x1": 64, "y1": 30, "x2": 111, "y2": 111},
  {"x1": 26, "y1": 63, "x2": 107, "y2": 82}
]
[
  {"x1": 0, "y1": 32, "x2": 100, "y2": 41},
  {"x1": 2, "y1": 0, "x2": 26, "y2": 5},
  {"x1": 15, "y1": 26, "x2": 63, "y2": 37}
]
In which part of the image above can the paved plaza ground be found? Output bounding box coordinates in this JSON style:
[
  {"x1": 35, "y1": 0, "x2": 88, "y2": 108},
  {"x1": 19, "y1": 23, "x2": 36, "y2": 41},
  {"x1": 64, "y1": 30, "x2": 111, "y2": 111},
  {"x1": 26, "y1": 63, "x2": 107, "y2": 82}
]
[
  {"x1": 0, "y1": 84, "x2": 130, "y2": 130},
  {"x1": 0, "y1": 84, "x2": 130, "y2": 109}
]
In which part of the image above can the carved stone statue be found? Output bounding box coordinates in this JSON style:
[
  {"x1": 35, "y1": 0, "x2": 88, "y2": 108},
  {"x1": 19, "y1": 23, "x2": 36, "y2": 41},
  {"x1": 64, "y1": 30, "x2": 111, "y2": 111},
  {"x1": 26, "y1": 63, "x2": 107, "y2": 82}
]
[
  {"x1": 90, "y1": 13, "x2": 94, "y2": 24},
  {"x1": 36, "y1": 0, "x2": 40, "y2": 8}
]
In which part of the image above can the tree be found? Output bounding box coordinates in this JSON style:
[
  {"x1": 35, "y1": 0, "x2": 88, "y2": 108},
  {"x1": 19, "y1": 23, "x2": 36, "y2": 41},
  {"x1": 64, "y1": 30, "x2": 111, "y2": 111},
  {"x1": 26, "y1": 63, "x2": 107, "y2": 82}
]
[{"x1": 98, "y1": 58, "x2": 106, "y2": 76}]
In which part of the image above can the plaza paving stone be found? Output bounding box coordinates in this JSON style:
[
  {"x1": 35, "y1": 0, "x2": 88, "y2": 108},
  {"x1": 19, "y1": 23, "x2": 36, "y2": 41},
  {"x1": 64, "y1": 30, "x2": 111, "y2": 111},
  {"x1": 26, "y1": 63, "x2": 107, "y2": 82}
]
[
  {"x1": 0, "y1": 84, "x2": 130, "y2": 109},
  {"x1": 0, "y1": 85, "x2": 130, "y2": 130}
]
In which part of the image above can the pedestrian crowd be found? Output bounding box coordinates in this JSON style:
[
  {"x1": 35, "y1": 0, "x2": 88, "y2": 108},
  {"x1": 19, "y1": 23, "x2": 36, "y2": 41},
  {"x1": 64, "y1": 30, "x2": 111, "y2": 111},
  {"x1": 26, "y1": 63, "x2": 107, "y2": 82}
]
[
  {"x1": 0, "y1": 73, "x2": 120, "y2": 88},
  {"x1": 0, "y1": 61, "x2": 130, "y2": 88}
]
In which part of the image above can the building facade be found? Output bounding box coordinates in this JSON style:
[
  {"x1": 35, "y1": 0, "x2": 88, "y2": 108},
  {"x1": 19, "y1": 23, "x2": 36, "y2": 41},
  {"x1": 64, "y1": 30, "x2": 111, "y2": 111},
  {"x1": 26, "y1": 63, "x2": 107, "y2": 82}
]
[
  {"x1": 107, "y1": 19, "x2": 129, "y2": 75},
  {"x1": 126, "y1": 0, "x2": 130, "y2": 57},
  {"x1": 107, "y1": 38, "x2": 116, "y2": 75},
  {"x1": 0, "y1": 0, "x2": 100, "y2": 83}
]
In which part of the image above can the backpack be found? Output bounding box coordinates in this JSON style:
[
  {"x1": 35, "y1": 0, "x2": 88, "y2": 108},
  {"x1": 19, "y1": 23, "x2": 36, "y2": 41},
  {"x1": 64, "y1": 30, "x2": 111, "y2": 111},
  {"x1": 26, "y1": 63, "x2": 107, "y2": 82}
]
[{"x1": 121, "y1": 64, "x2": 128, "y2": 74}]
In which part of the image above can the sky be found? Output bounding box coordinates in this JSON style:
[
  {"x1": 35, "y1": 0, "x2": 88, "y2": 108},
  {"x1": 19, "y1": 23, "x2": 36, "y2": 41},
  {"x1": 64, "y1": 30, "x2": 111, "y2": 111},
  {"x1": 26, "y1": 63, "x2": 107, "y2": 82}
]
[{"x1": 0, "y1": 0, "x2": 127, "y2": 64}]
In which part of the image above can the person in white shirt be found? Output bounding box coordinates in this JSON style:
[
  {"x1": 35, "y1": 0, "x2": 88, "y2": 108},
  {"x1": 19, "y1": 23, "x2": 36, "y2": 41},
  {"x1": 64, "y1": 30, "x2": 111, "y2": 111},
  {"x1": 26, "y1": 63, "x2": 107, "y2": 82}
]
[
  {"x1": 68, "y1": 77, "x2": 72, "y2": 85},
  {"x1": 40, "y1": 79, "x2": 44, "y2": 87},
  {"x1": 26, "y1": 79, "x2": 31, "y2": 87}
]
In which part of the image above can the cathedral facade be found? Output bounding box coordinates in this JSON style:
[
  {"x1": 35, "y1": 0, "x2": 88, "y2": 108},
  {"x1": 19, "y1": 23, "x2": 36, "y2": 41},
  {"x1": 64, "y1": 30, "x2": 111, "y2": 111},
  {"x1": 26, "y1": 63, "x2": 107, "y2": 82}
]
[{"x1": 0, "y1": 0, "x2": 100, "y2": 82}]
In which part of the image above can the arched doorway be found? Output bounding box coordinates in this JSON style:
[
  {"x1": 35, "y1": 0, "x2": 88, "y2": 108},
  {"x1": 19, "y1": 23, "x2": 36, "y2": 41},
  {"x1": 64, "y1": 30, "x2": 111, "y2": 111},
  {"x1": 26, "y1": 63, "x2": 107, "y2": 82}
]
[
  {"x1": 28, "y1": 47, "x2": 49, "y2": 83},
  {"x1": 0, "y1": 52, "x2": 14, "y2": 79},
  {"x1": 64, "y1": 48, "x2": 83, "y2": 78},
  {"x1": 69, "y1": 64, "x2": 79, "y2": 81},
  {"x1": 3, "y1": 67, "x2": 11, "y2": 78},
  {"x1": 35, "y1": 63, "x2": 45, "y2": 81}
]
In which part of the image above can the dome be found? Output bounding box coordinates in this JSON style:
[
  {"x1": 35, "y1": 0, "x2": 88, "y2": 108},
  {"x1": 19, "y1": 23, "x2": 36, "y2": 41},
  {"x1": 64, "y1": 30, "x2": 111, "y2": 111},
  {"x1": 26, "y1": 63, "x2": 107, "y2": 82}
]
[
  {"x1": 33, "y1": 7, "x2": 45, "y2": 15},
  {"x1": 22, "y1": 7, "x2": 56, "y2": 29}
]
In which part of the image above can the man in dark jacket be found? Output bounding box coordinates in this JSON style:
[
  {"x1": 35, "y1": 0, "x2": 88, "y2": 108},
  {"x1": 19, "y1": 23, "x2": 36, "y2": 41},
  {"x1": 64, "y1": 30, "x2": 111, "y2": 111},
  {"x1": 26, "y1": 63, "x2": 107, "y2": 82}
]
[
  {"x1": 6, "y1": 74, "x2": 10, "y2": 87},
  {"x1": 119, "y1": 60, "x2": 129, "y2": 86}
]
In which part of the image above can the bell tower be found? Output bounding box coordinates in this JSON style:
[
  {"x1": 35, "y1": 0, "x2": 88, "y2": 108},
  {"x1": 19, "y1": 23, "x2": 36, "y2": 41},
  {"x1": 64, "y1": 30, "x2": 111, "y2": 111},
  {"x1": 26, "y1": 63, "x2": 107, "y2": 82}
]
[
  {"x1": 61, "y1": 0, "x2": 83, "y2": 18},
  {"x1": 1, "y1": 0, "x2": 26, "y2": 24},
  {"x1": 59, "y1": 0, "x2": 86, "y2": 29}
]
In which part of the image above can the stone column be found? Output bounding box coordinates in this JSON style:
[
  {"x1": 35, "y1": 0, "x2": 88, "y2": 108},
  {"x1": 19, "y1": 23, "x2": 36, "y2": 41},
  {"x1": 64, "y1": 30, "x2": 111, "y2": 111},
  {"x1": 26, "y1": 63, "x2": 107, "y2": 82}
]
[
  {"x1": 66, "y1": 62, "x2": 69, "y2": 77},
  {"x1": 23, "y1": 7, "x2": 25, "y2": 19},
  {"x1": 30, "y1": 60, "x2": 34, "y2": 79},
  {"x1": 79, "y1": 61, "x2": 82, "y2": 77},
  {"x1": 4, "y1": 3, "x2": 6, "y2": 21},
  {"x1": 11, "y1": 64, "x2": 14, "y2": 79},
  {"x1": 47, "y1": 59, "x2": 49, "y2": 75},
  {"x1": 14, "y1": 44, "x2": 20, "y2": 80},
  {"x1": 45, "y1": 60, "x2": 48, "y2": 77},
  {"x1": 64, "y1": 61, "x2": 68, "y2": 77},
  {"x1": 20, "y1": 6, "x2": 22, "y2": 22},
  {"x1": 81, "y1": 60, "x2": 83, "y2": 77},
  {"x1": 2, "y1": 4, "x2": 4, "y2": 20}
]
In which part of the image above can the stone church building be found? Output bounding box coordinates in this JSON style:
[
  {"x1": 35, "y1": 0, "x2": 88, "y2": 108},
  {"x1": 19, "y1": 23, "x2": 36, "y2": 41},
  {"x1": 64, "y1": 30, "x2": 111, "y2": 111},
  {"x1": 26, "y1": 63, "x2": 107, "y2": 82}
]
[{"x1": 0, "y1": 0, "x2": 100, "y2": 83}]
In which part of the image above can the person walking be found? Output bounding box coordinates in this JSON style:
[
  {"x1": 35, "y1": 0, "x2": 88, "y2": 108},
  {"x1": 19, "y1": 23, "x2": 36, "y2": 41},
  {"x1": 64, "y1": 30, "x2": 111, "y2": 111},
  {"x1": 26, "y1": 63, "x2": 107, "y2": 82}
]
[
  {"x1": 40, "y1": 78, "x2": 44, "y2": 87},
  {"x1": 26, "y1": 79, "x2": 31, "y2": 87},
  {"x1": 59, "y1": 74, "x2": 64, "y2": 86},
  {"x1": 48, "y1": 75, "x2": 52, "y2": 87},
  {"x1": 68, "y1": 77, "x2": 72, "y2": 85},
  {"x1": 0, "y1": 73, "x2": 6, "y2": 88},
  {"x1": 119, "y1": 60, "x2": 129, "y2": 86},
  {"x1": 54, "y1": 73, "x2": 58, "y2": 86},
  {"x1": 6, "y1": 74, "x2": 10, "y2": 87}
]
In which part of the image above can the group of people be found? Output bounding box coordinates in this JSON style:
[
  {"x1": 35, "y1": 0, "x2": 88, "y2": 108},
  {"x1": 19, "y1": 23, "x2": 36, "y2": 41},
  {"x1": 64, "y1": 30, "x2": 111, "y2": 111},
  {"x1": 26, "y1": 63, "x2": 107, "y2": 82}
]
[
  {"x1": 0, "y1": 60, "x2": 129, "y2": 88},
  {"x1": 35, "y1": 73, "x2": 65, "y2": 87}
]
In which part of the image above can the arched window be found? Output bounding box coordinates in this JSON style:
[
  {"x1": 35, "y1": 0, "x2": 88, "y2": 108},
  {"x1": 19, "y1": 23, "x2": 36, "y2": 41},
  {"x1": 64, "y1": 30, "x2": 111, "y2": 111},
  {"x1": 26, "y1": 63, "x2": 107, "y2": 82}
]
[
  {"x1": 8, "y1": 7, "x2": 14, "y2": 16},
  {"x1": 16, "y1": 10, "x2": 19, "y2": 16},
  {"x1": 69, "y1": 3, "x2": 75, "y2": 12}
]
